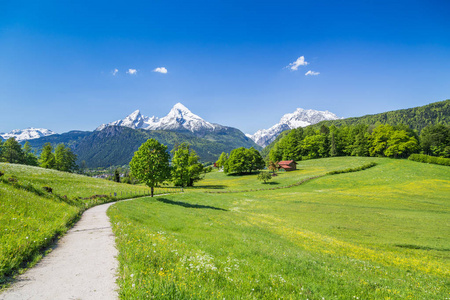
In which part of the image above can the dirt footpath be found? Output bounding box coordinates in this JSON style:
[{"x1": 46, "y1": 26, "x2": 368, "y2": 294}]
[{"x1": 0, "y1": 202, "x2": 119, "y2": 300}]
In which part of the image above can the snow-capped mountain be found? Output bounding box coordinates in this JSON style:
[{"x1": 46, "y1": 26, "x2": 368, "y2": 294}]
[
  {"x1": 96, "y1": 103, "x2": 220, "y2": 133},
  {"x1": 247, "y1": 108, "x2": 340, "y2": 147},
  {"x1": 0, "y1": 128, "x2": 56, "y2": 142}
]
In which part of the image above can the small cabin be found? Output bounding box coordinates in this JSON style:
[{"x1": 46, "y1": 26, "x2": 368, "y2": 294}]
[{"x1": 277, "y1": 160, "x2": 297, "y2": 171}]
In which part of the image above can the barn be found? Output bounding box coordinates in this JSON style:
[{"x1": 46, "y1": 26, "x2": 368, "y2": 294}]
[{"x1": 277, "y1": 160, "x2": 297, "y2": 171}]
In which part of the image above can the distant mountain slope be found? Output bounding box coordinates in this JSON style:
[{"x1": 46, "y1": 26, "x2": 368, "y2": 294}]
[
  {"x1": 24, "y1": 126, "x2": 259, "y2": 168},
  {"x1": 74, "y1": 126, "x2": 258, "y2": 167},
  {"x1": 311, "y1": 99, "x2": 450, "y2": 131},
  {"x1": 262, "y1": 99, "x2": 450, "y2": 157},
  {"x1": 248, "y1": 108, "x2": 340, "y2": 147},
  {"x1": 23, "y1": 131, "x2": 92, "y2": 149},
  {"x1": 0, "y1": 128, "x2": 56, "y2": 142}
]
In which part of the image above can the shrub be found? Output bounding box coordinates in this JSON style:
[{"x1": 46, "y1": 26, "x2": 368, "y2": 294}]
[
  {"x1": 408, "y1": 154, "x2": 450, "y2": 166},
  {"x1": 257, "y1": 172, "x2": 272, "y2": 184}
]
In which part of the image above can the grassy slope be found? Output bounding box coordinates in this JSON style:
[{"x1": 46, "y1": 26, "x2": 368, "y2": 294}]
[
  {"x1": 0, "y1": 163, "x2": 170, "y2": 204},
  {"x1": 0, "y1": 163, "x2": 175, "y2": 285},
  {"x1": 108, "y1": 157, "x2": 449, "y2": 299},
  {"x1": 199, "y1": 157, "x2": 377, "y2": 191}
]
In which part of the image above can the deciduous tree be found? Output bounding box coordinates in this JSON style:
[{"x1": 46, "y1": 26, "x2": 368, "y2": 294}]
[{"x1": 130, "y1": 139, "x2": 170, "y2": 197}]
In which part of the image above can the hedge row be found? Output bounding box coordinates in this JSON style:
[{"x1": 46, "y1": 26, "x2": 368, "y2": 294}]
[
  {"x1": 326, "y1": 162, "x2": 377, "y2": 175},
  {"x1": 408, "y1": 154, "x2": 450, "y2": 166},
  {"x1": 206, "y1": 175, "x2": 325, "y2": 194}
]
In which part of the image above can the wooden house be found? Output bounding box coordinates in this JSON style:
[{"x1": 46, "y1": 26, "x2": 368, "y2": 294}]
[{"x1": 277, "y1": 160, "x2": 297, "y2": 171}]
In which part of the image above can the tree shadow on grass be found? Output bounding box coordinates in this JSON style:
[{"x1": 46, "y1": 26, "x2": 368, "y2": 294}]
[
  {"x1": 262, "y1": 182, "x2": 280, "y2": 185},
  {"x1": 156, "y1": 198, "x2": 228, "y2": 211}
]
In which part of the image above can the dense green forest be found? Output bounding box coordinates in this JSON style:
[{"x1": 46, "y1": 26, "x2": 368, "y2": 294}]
[
  {"x1": 314, "y1": 99, "x2": 449, "y2": 131},
  {"x1": 263, "y1": 99, "x2": 450, "y2": 157},
  {"x1": 266, "y1": 123, "x2": 449, "y2": 163}
]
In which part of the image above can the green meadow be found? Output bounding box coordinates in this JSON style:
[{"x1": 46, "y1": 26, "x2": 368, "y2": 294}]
[
  {"x1": 108, "y1": 157, "x2": 449, "y2": 299},
  {"x1": 0, "y1": 163, "x2": 176, "y2": 285}
]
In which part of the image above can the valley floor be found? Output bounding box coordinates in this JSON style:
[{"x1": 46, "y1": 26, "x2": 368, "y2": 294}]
[{"x1": 109, "y1": 157, "x2": 449, "y2": 299}]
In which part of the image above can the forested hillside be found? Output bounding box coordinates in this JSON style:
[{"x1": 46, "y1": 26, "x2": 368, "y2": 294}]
[
  {"x1": 263, "y1": 99, "x2": 449, "y2": 157},
  {"x1": 313, "y1": 99, "x2": 449, "y2": 131},
  {"x1": 74, "y1": 126, "x2": 258, "y2": 167}
]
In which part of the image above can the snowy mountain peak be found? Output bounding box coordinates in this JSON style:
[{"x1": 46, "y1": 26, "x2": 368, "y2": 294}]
[
  {"x1": 0, "y1": 127, "x2": 56, "y2": 142},
  {"x1": 128, "y1": 109, "x2": 141, "y2": 118},
  {"x1": 96, "y1": 103, "x2": 217, "y2": 133},
  {"x1": 247, "y1": 107, "x2": 340, "y2": 147},
  {"x1": 172, "y1": 102, "x2": 190, "y2": 112}
]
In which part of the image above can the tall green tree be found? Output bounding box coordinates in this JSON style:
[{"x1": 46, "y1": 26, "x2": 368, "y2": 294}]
[
  {"x1": 1, "y1": 138, "x2": 25, "y2": 164},
  {"x1": 130, "y1": 139, "x2": 170, "y2": 197},
  {"x1": 224, "y1": 147, "x2": 265, "y2": 174},
  {"x1": 54, "y1": 144, "x2": 77, "y2": 172},
  {"x1": 215, "y1": 152, "x2": 228, "y2": 169},
  {"x1": 39, "y1": 143, "x2": 55, "y2": 169},
  {"x1": 171, "y1": 143, "x2": 204, "y2": 187},
  {"x1": 248, "y1": 147, "x2": 265, "y2": 171},
  {"x1": 23, "y1": 141, "x2": 39, "y2": 166},
  {"x1": 384, "y1": 130, "x2": 419, "y2": 158},
  {"x1": 420, "y1": 124, "x2": 450, "y2": 157},
  {"x1": 329, "y1": 131, "x2": 337, "y2": 157},
  {"x1": 268, "y1": 145, "x2": 282, "y2": 163},
  {"x1": 369, "y1": 125, "x2": 393, "y2": 157}
]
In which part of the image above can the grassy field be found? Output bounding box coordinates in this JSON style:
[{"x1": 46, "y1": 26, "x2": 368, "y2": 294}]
[
  {"x1": 198, "y1": 157, "x2": 377, "y2": 192},
  {"x1": 108, "y1": 157, "x2": 449, "y2": 299},
  {"x1": 0, "y1": 163, "x2": 179, "y2": 205},
  {"x1": 0, "y1": 163, "x2": 179, "y2": 286}
]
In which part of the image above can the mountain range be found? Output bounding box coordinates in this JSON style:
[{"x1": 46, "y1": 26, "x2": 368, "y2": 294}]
[
  {"x1": 2, "y1": 100, "x2": 448, "y2": 167},
  {"x1": 96, "y1": 103, "x2": 220, "y2": 133},
  {"x1": 0, "y1": 128, "x2": 56, "y2": 142},
  {"x1": 17, "y1": 104, "x2": 261, "y2": 167},
  {"x1": 246, "y1": 108, "x2": 340, "y2": 147}
]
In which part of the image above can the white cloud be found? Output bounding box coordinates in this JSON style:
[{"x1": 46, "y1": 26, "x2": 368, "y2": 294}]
[
  {"x1": 126, "y1": 69, "x2": 137, "y2": 75},
  {"x1": 287, "y1": 56, "x2": 309, "y2": 71},
  {"x1": 305, "y1": 70, "x2": 320, "y2": 76},
  {"x1": 153, "y1": 67, "x2": 168, "y2": 74},
  {"x1": 112, "y1": 68, "x2": 118, "y2": 76}
]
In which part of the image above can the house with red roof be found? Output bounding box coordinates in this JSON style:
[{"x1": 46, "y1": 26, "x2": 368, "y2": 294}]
[{"x1": 277, "y1": 160, "x2": 297, "y2": 171}]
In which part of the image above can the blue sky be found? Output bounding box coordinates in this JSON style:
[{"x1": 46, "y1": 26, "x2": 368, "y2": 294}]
[{"x1": 1, "y1": 0, "x2": 449, "y2": 134}]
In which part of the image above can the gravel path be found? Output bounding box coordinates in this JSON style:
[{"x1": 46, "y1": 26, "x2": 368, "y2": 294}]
[{"x1": 0, "y1": 202, "x2": 119, "y2": 300}]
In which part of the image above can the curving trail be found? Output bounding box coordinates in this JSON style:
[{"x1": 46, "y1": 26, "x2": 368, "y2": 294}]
[{"x1": 0, "y1": 202, "x2": 119, "y2": 300}]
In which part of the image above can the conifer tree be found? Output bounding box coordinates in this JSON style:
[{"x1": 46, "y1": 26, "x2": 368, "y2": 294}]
[
  {"x1": 2, "y1": 138, "x2": 25, "y2": 164},
  {"x1": 39, "y1": 143, "x2": 55, "y2": 169}
]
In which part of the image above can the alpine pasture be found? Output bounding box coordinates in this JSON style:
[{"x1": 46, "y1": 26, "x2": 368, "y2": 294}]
[
  {"x1": 0, "y1": 157, "x2": 448, "y2": 298},
  {"x1": 108, "y1": 157, "x2": 449, "y2": 299}
]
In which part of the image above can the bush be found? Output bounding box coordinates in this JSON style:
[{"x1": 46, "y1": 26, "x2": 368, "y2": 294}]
[
  {"x1": 257, "y1": 172, "x2": 273, "y2": 184},
  {"x1": 408, "y1": 154, "x2": 450, "y2": 166}
]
